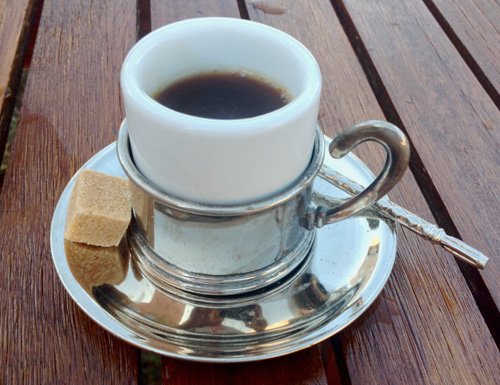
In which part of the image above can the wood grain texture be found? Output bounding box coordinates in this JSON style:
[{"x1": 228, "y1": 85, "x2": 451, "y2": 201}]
[
  {"x1": 423, "y1": 0, "x2": 500, "y2": 97},
  {"x1": 340, "y1": 0, "x2": 500, "y2": 307},
  {"x1": 151, "y1": 0, "x2": 240, "y2": 30},
  {"x1": 163, "y1": 346, "x2": 333, "y2": 385},
  {"x1": 0, "y1": 0, "x2": 34, "y2": 163},
  {"x1": 0, "y1": 0, "x2": 139, "y2": 383},
  {"x1": 247, "y1": 0, "x2": 500, "y2": 384},
  {"x1": 151, "y1": 1, "x2": 337, "y2": 383}
]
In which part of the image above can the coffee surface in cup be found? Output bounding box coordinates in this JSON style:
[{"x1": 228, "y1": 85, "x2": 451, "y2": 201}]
[{"x1": 154, "y1": 72, "x2": 291, "y2": 119}]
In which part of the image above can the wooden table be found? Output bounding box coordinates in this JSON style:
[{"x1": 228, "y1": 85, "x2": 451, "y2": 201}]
[{"x1": 1, "y1": 1, "x2": 498, "y2": 384}]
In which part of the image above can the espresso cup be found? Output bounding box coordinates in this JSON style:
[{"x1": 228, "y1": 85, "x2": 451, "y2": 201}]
[
  {"x1": 118, "y1": 18, "x2": 410, "y2": 295},
  {"x1": 121, "y1": 17, "x2": 321, "y2": 204}
]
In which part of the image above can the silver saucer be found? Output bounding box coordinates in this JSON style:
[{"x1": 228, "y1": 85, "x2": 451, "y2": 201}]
[{"x1": 50, "y1": 138, "x2": 397, "y2": 362}]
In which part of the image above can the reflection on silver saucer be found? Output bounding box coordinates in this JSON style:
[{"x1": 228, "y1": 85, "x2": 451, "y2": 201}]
[{"x1": 50, "y1": 138, "x2": 397, "y2": 362}]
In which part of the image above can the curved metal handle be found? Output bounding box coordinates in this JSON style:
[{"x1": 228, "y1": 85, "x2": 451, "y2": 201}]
[{"x1": 314, "y1": 120, "x2": 410, "y2": 228}]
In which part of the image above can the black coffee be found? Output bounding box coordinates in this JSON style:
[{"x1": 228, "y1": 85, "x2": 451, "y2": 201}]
[{"x1": 154, "y1": 72, "x2": 290, "y2": 119}]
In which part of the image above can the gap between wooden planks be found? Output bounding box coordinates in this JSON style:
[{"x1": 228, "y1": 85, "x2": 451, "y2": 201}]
[
  {"x1": 421, "y1": 0, "x2": 500, "y2": 102},
  {"x1": 0, "y1": 0, "x2": 40, "y2": 189},
  {"x1": 246, "y1": 0, "x2": 500, "y2": 384},
  {"x1": 0, "y1": 0, "x2": 139, "y2": 384},
  {"x1": 339, "y1": 0, "x2": 500, "y2": 308}
]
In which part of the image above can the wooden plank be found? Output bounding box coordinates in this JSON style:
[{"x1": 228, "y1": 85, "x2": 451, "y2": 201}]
[
  {"x1": 423, "y1": 0, "x2": 500, "y2": 99},
  {"x1": 246, "y1": 0, "x2": 500, "y2": 384},
  {"x1": 0, "y1": 0, "x2": 35, "y2": 171},
  {"x1": 0, "y1": 0, "x2": 139, "y2": 383},
  {"x1": 151, "y1": 0, "x2": 241, "y2": 30},
  {"x1": 339, "y1": 0, "x2": 500, "y2": 307},
  {"x1": 163, "y1": 346, "x2": 334, "y2": 385},
  {"x1": 151, "y1": 1, "x2": 337, "y2": 384},
  {"x1": 0, "y1": 0, "x2": 32, "y2": 122}
]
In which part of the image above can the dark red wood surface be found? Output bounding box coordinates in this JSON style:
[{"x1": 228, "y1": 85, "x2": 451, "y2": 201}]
[
  {"x1": 246, "y1": 1, "x2": 499, "y2": 384},
  {"x1": 423, "y1": 0, "x2": 500, "y2": 97},
  {"x1": 340, "y1": 0, "x2": 500, "y2": 307},
  {"x1": 1, "y1": 0, "x2": 498, "y2": 384},
  {"x1": 0, "y1": 0, "x2": 38, "y2": 187},
  {"x1": 0, "y1": 0, "x2": 139, "y2": 383},
  {"x1": 162, "y1": 347, "x2": 336, "y2": 385}
]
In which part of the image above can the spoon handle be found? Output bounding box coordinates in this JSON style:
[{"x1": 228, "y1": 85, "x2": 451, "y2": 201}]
[{"x1": 319, "y1": 164, "x2": 489, "y2": 269}]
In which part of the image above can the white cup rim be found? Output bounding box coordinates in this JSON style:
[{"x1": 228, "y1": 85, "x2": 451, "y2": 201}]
[{"x1": 120, "y1": 17, "x2": 322, "y2": 137}]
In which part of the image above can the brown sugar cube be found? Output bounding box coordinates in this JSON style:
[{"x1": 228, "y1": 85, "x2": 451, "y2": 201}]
[
  {"x1": 65, "y1": 170, "x2": 131, "y2": 246},
  {"x1": 65, "y1": 240, "x2": 128, "y2": 291}
]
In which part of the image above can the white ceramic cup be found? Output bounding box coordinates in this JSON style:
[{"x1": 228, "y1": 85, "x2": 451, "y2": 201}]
[{"x1": 121, "y1": 17, "x2": 321, "y2": 204}]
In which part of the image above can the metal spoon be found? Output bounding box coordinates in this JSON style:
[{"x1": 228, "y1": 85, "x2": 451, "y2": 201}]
[{"x1": 318, "y1": 163, "x2": 489, "y2": 269}]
